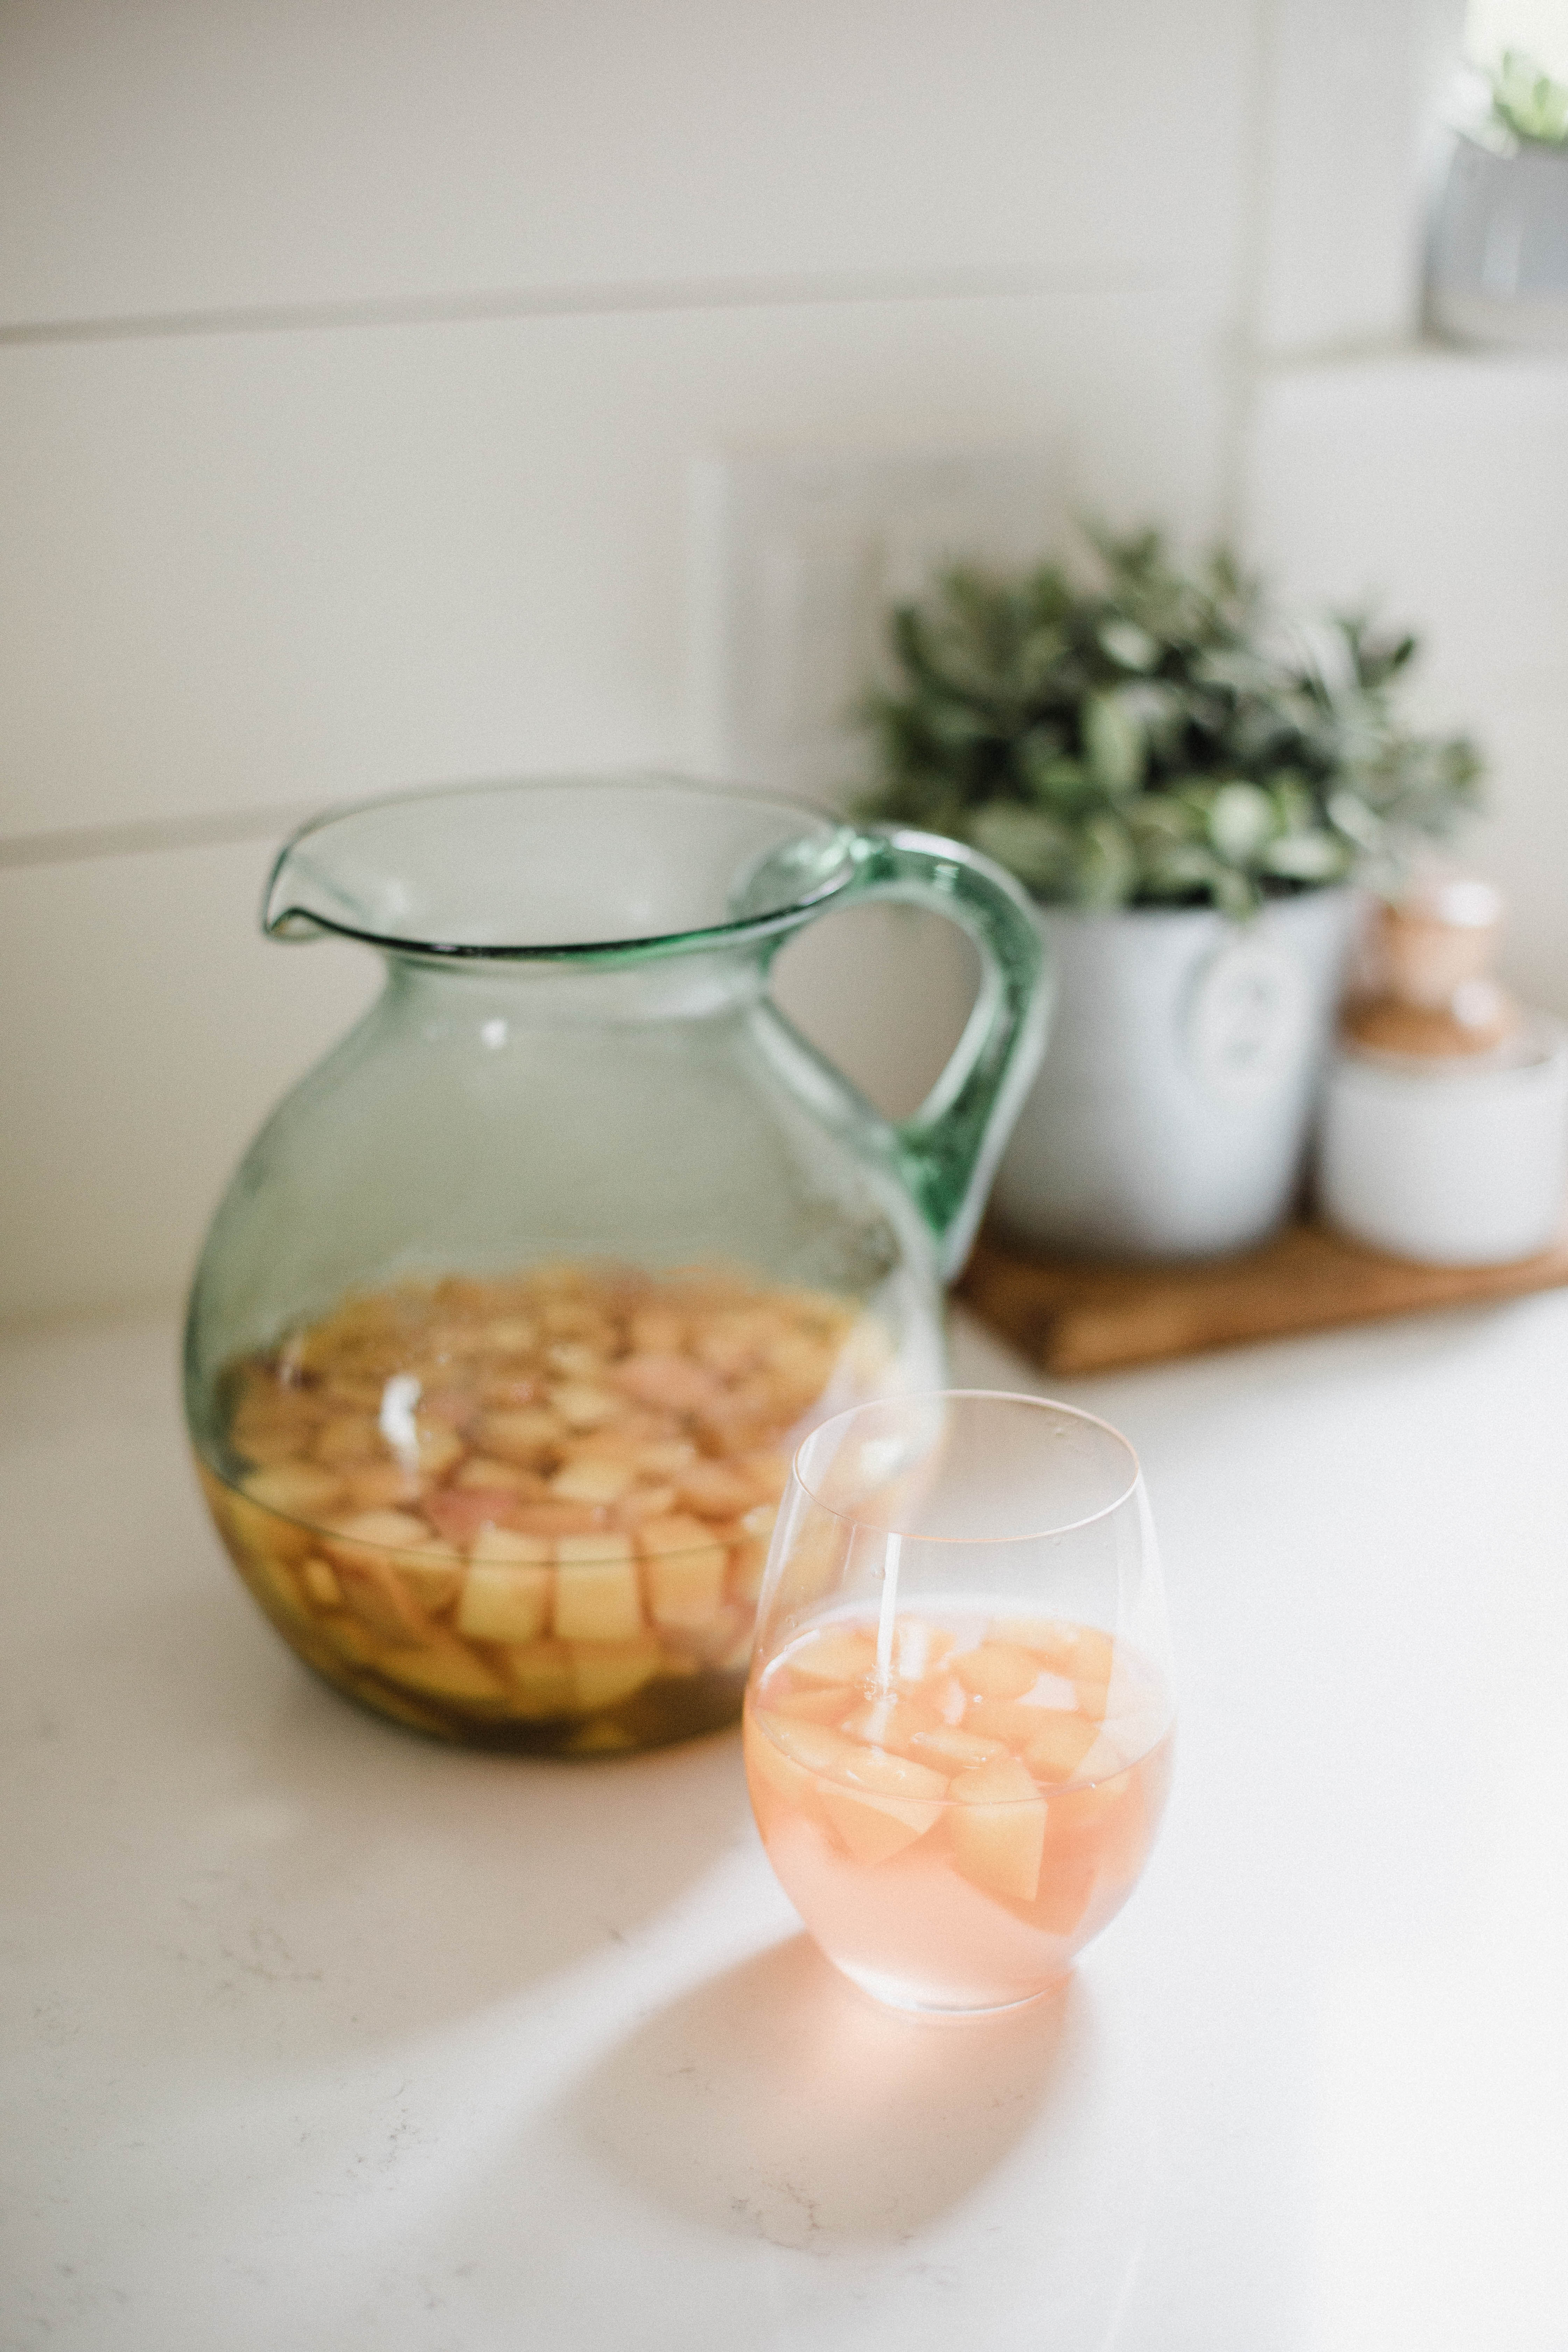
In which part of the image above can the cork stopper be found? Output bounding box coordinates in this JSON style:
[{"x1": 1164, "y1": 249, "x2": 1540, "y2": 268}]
[{"x1": 1342, "y1": 878, "x2": 1520, "y2": 1059}]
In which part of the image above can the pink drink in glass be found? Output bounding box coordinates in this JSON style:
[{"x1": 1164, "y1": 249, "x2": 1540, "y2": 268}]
[{"x1": 745, "y1": 1609, "x2": 1172, "y2": 2013}]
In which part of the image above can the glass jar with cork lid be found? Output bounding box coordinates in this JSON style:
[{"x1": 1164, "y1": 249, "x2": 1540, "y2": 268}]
[{"x1": 1317, "y1": 878, "x2": 1568, "y2": 1264}]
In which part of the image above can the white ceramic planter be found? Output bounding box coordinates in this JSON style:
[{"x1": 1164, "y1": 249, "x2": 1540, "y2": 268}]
[
  {"x1": 1429, "y1": 131, "x2": 1568, "y2": 350},
  {"x1": 990, "y1": 890, "x2": 1356, "y2": 1260}
]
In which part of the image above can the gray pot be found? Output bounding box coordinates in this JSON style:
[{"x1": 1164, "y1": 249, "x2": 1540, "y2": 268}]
[
  {"x1": 1429, "y1": 131, "x2": 1568, "y2": 350},
  {"x1": 989, "y1": 890, "x2": 1356, "y2": 1260}
]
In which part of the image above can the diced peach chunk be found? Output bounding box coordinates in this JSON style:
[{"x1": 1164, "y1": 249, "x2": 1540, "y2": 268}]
[
  {"x1": 233, "y1": 1409, "x2": 321, "y2": 1465},
  {"x1": 637, "y1": 1512, "x2": 727, "y2": 1615},
  {"x1": 377, "y1": 1637, "x2": 506, "y2": 1703},
  {"x1": 767, "y1": 1331, "x2": 833, "y2": 1390},
  {"x1": 314, "y1": 1414, "x2": 382, "y2": 1464},
  {"x1": 841, "y1": 1690, "x2": 943, "y2": 1755},
  {"x1": 818, "y1": 1745, "x2": 948, "y2": 1866},
  {"x1": 1032, "y1": 1842, "x2": 1099, "y2": 1936},
  {"x1": 676, "y1": 1463, "x2": 756, "y2": 1521},
  {"x1": 553, "y1": 1535, "x2": 643, "y2": 1641},
  {"x1": 614, "y1": 1484, "x2": 679, "y2": 1527},
  {"x1": 330, "y1": 1560, "x2": 429, "y2": 1646},
  {"x1": 629, "y1": 1308, "x2": 685, "y2": 1354},
  {"x1": 819, "y1": 1787, "x2": 937, "y2": 1867},
  {"x1": 761, "y1": 1713, "x2": 855, "y2": 1775},
  {"x1": 1049, "y1": 1772, "x2": 1148, "y2": 1885},
  {"x1": 667, "y1": 1599, "x2": 752, "y2": 1674},
  {"x1": 234, "y1": 1541, "x2": 313, "y2": 1627},
  {"x1": 954, "y1": 1751, "x2": 1040, "y2": 1801},
  {"x1": 472, "y1": 1526, "x2": 553, "y2": 1568},
  {"x1": 786, "y1": 1624, "x2": 878, "y2": 1687},
  {"x1": 948, "y1": 1756, "x2": 1049, "y2": 1902},
  {"x1": 300, "y1": 1555, "x2": 344, "y2": 1610},
  {"x1": 744, "y1": 1711, "x2": 818, "y2": 1815},
  {"x1": 408, "y1": 1422, "x2": 465, "y2": 1477},
  {"x1": 482, "y1": 1316, "x2": 538, "y2": 1353},
  {"x1": 735, "y1": 1451, "x2": 790, "y2": 1502},
  {"x1": 317, "y1": 1510, "x2": 461, "y2": 1613},
  {"x1": 906, "y1": 1724, "x2": 1012, "y2": 1770},
  {"x1": 614, "y1": 1353, "x2": 722, "y2": 1412},
  {"x1": 451, "y1": 1455, "x2": 530, "y2": 1492},
  {"x1": 322, "y1": 1614, "x2": 385, "y2": 1670},
  {"x1": 1074, "y1": 1679, "x2": 1112, "y2": 1722},
  {"x1": 635, "y1": 1439, "x2": 699, "y2": 1477},
  {"x1": 570, "y1": 1636, "x2": 663, "y2": 1712},
  {"x1": 500, "y1": 1638, "x2": 575, "y2": 1718},
  {"x1": 698, "y1": 1604, "x2": 755, "y2": 1672},
  {"x1": 319, "y1": 1513, "x2": 442, "y2": 1640},
  {"x1": 769, "y1": 1680, "x2": 859, "y2": 1725},
  {"x1": 397, "y1": 1540, "x2": 463, "y2": 1615},
  {"x1": 457, "y1": 1533, "x2": 553, "y2": 1643},
  {"x1": 322, "y1": 1508, "x2": 432, "y2": 1562},
  {"x1": 508, "y1": 1499, "x2": 606, "y2": 1536},
  {"x1": 834, "y1": 1743, "x2": 948, "y2": 1801},
  {"x1": 477, "y1": 1407, "x2": 564, "y2": 1465},
  {"x1": 551, "y1": 1456, "x2": 635, "y2": 1505},
  {"x1": 550, "y1": 1383, "x2": 620, "y2": 1430},
  {"x1": 950, "y1": 1642, "x2": 1042, "y2": 1702},
  {"x1": 1022, "y1": 1710, "x2": 1101, "y2": 1783},
  {"x1": 241, "y1": 1462, "x2": 344, "y2": 1521},
  {"x1": 423, "y1": 1489, "x2": 519, "y2": 1545},
  {"x1": 962, "y1": 1695, "x2": 1047, "y2": 1745},
  {"x1": 341, "y1": 1462, "x2": 424, "y2": 1512}
]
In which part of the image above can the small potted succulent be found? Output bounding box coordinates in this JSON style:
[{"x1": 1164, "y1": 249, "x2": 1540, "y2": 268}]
[
  {"x1": 1430, "y1": 48, "x2": 1568, "y2": 350},
  {"x1": 856, "y1": 531, "x2": 1482, "y2": 1258}
]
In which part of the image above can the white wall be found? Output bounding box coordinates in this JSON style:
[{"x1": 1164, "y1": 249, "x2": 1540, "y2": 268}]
[{"x1": 2, "y1": 0, "x2": 1561, "y2": 1324}]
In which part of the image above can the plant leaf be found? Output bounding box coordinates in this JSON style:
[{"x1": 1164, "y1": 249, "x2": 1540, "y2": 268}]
[
  {"x1": 1082, "y1": 692, "x2": 1146, "y2": 794},
  {"x1": 1206, "y1": 780, "x2": 1276, "y2": 864},
  {"x1": 969, "y1": 803, "x2": 1071, "y2": 892}
]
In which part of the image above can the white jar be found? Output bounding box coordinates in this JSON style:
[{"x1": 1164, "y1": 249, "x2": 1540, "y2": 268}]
[{"x1": 1317, "y1": 1018, "x2": 1568, "y2": 1264}]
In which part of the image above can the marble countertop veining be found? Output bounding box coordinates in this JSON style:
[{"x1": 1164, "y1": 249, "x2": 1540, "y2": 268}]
[{"x1": 3, "y1": 1297, "x2": 1567, "y2": 2351}]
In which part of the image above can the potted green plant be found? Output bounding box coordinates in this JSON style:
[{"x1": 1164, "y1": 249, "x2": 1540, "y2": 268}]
[{"x1": 856, "y1": 531, "x2": 1481, "y2": 1258}]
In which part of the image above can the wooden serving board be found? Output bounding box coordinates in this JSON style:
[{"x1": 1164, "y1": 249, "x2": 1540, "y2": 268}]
[{"x1": 955, "y1": 1216, "x2": 1568, "y2": 1377}]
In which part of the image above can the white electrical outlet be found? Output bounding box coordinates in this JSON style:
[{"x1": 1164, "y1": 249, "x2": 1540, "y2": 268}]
[{"x1": 690, "y1": 443, "x2": 1062, "y2": 800}]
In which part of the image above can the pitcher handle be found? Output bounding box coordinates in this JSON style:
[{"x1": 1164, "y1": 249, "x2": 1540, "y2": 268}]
[{"x1": 834, "y1": 826, "x2": 1050, "y2": 1281}]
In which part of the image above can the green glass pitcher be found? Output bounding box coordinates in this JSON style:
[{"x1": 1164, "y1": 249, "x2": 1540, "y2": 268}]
[{"x1": 185, "y1": 777, "x2": 1047, "y2": 1754}]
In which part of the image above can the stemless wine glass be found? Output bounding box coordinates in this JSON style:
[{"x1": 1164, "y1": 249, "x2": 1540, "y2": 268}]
[{"x1": 743, "y1": 1391, "x2": 1175, "y2": 2015}]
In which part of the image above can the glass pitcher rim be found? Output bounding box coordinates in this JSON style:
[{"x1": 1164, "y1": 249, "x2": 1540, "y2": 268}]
[{"x1": 263, "y1": 771, "x2": 864, "y2": 962}]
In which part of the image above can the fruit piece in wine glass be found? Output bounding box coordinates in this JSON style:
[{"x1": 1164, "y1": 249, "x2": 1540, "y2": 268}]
[
  {"x1": 947, "y1": 1754, "x2": 1049, "y2": 1902},
  {"x1": 818, "y1": 1746, "x2": 950, "y2": 1867}
]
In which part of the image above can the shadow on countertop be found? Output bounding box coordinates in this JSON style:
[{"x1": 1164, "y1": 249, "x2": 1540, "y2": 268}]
[{"x1": 562, "y1": 1933, "x2": 1086, "y2": 2246}]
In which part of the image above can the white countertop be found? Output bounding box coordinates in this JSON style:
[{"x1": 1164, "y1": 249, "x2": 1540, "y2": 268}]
[{"x1": 4, "y1": 1296, "x2": 1567, "y2": 2352}]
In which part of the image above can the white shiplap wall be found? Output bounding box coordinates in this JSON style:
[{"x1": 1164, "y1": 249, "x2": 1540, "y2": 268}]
[
  {"x1": 0, "y1": 0, "x2": 1254, "y2": 1322},
  {"x1": 4, "y1": 0, "x2": 1562, "y2": 1325}
]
